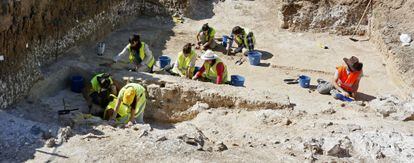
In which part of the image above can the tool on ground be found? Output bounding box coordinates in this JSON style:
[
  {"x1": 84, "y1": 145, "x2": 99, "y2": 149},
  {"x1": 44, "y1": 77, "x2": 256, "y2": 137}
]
[
  {"x1": 172, "y1": 13, "x2": 184, "y2": 23},
  {"x1": 235, "y1": 57, "x2": 243, "y2": 65},
  {"x1": 58, "y1": 109, "x2": 79, "y2": 115},
  {"x1": 349, "y1": 0, "x2": 372, "y2": 42},
  {"x1": 58, "y1": 98, "x2": 79, "y2": 115},
  {"x1": 318, "y1": 43, "x2": 329, "y2": 49},
  {"x1": 284, "y1": 78, "x2": 299, "y2": 84},
  {"x1": 335, "y1": 94, "x2": 354, "y2": 102}
]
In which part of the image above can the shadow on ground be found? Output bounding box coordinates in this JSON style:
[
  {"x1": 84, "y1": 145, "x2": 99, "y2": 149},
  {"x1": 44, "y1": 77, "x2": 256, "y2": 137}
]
[
  {"x1": 257, "y1": 50, "x2": 274, "y2": 60},
  {"x1": 356, "y1": 92, "x2": 376, "y2": 102}
]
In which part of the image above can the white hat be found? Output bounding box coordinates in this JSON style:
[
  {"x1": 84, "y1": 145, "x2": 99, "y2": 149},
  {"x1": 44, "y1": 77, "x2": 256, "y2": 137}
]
[{"x1": 201, "y1": 50, "x2": 218, "y2": 60}]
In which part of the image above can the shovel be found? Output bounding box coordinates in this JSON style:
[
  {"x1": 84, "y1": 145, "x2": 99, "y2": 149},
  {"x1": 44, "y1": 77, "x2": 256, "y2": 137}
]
[
  {"x1": 349, "y1": 0, "x2": 372, "y2": 42},
  {"x1": 283, "y1": 78, "x2": 299, "y2": 84}
]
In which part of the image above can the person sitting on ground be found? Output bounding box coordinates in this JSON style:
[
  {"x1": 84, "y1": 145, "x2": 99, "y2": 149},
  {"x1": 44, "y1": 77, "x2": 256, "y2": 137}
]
[
  {"x1": 192, "y1": 50, "x2": 228, "y2": 84},
  {"x1": 226, "y1": 26, "x2": 255, "y2": 54},
  {"x1": 105, "y1": 83, "x2": 147, "y2": 127},
  {"x1": 317, "y1": 56, "x2": 363, "y2": 99},
  {"x1": 196, "y1": 23, "x2": 217, "y2": 50},
  {"x1": 113, "y1": 34, "x2": 155, "y2": 72},
  {"x1": 172, "y1": 43, "x2": 198, "y2": 78},
  {"x1": 82, "y1": 73, "x2": 119, "y2": 116}
]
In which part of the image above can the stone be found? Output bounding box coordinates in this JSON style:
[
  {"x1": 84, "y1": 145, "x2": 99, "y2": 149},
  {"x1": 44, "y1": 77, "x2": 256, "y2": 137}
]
[
  {"x1": 327, "y1": 144, "x2": 351, "y2": 158},
  {"x1": 45, "y1": 138, "x2": 56, "y2": 148},
  {"x1": 214, "y1": 141, "x2": 228, "y2": 152},
  {"x1": 56, "y1": 126, "x2": 73, "y2": 144},
  {"x1": 156, "y1": 136, "x2": 168, "y2": 142},
  {"x1": 303, "y1": 138, "x2": 324, "y2": 155},
  {"x1": 322, "y1": 108, "x2": 336, "y2": 114}
]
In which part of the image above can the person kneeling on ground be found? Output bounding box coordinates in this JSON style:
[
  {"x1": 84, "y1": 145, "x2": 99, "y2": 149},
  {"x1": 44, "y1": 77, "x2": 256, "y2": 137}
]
[
  {"x1": 196, "y1": 23, "x2": 217, "y2": 50},
  {"x1": 82, "y1": 73, "x2": 119, "y2": 116},
  {"x1": 105, "y1": 83, "x2": 147, "y2": 127},
  {"x1": 172, "y1": 43, "x2": 198, "y2": 78},
  {"x1": 192, "y1": 50, "x2": 228, "y2": 84},
  {"x1": 113, "y1": 34, "x2": 155, "y2": 73},
  {"x1": 226, "y1": 26, "x2": 255, "y2": 55},
  {"x1": 317, "y1": 56, "x2": 363, "y2": 99}
]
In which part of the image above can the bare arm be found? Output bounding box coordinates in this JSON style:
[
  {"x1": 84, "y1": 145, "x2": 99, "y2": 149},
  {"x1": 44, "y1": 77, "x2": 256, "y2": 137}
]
[
  {"x1": 173, "y1": 59, "x2": 185, "y2": 77},
  {"x1": 128, "y1": 98, "x2": 139, "y2": 123},
  {"x1": 113, "y1": 45, "x2": 129, "y2": 63},
  {"x1": 196, "y1": 32, "x2": 201, "y2": 43},
  {"x1": 332, "y1": 71, "x2": 349, "y2": 96},
  {"x1": 203, "y1": 37, "x2": 214, "y2": 47},
  {"x1": 111, "y1": 98, "x2": 122, "y2": 120}
]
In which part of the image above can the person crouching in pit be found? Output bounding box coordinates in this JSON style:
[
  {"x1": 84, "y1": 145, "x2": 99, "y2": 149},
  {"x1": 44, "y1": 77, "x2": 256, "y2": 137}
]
[
  {"x1": 104, "y1": 83, "x2": 147, "y2": 127},
  {"x1": 192, "y1": 50, "x2": 228, "y2": 84}
]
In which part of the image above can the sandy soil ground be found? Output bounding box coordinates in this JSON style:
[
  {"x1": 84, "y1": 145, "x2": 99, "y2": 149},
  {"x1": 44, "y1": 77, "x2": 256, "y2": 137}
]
[{"x1": 1, "y1": 0, "x2": 413, "y2": 162}]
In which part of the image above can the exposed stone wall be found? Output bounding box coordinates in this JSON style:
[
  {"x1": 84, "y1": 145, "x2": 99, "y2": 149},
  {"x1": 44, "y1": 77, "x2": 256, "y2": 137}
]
[
  {"x1": 279, "y1": 0, "x2": 372, "y2": 35},
  {"x1": 0, "y1": 0, "x2": 189, "y2": 108}
]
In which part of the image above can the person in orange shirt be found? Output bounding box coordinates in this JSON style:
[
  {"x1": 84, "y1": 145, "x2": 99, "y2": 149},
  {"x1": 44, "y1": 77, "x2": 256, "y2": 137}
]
[{"x1": 317, "y1": 56, "x2": 363, "y2": 98}]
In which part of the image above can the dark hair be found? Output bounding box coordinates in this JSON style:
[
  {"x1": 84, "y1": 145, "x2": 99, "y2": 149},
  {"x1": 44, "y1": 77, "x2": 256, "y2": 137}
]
[
  {"x1": 98, "y1": 73, "x2": 111, "y2": 89},
  {"x1": 232, "y1": 26, "x2": 243, "y2": 34},
  {"x1": 129, "y1": 34, "x2": 140, "y2": 43},
  {"x1": 202, "y1": 23, "x2": 209, "y2": 32},
  {"x1": 183, "y1": 43, "x2": 192, "y2": 54}
]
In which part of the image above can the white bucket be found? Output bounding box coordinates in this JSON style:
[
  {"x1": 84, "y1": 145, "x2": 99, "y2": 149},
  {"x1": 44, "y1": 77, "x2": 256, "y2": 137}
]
[{"x1": 97, "y1": 42, "x2": 106, "y2": 56}]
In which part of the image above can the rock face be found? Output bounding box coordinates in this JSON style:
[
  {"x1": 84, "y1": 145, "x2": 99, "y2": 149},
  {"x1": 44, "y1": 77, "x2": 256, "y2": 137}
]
[
  {"x1": 279, "y1": 0, "x2": 371, "y2": 35},
  {"x1": 0, "y1": 0, "x2": 189, "y2": 109}
]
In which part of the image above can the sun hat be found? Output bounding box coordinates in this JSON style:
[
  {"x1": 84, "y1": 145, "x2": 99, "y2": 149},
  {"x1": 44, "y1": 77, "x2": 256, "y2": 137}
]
[
  {"x1": 123, "y1": 87, "x2": 136, "y2": 105},
  {"x1": 201, "y1": 50, "x2": 219, "y2": 60},
  {"x1": 343, "y1": 56, "x2": 363, "y2": 72}
]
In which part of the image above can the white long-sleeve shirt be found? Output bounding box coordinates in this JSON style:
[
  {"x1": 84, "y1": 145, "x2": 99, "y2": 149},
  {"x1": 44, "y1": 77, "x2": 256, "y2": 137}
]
[
  {"x1": 113, "y1": 43, "x2": 153, "y2": 67},
  {"x1": 173, "y1": 54, "x2": 197, "y2": 76}
]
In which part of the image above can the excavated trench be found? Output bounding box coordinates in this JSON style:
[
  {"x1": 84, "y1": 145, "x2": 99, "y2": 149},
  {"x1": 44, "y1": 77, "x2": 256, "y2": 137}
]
[{"x1": 25, "y1": 62, "x2": 293, "y2": 124}]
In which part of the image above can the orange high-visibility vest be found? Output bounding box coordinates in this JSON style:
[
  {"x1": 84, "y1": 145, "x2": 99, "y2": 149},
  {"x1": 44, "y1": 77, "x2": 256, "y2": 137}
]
[{"x1": 336, "y1": 66, "x2": 362, "y2": 92}]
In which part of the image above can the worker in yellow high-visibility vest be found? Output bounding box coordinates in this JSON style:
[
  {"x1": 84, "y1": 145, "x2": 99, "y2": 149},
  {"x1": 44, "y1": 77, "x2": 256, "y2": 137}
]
[
  {"x1": 226, "y1": 26, "x2": 255, "y2": 55},
  {"x1": 105, "y1": 83, "x2": 147, "y2": 127},
  {"x1": 113, "y1": 34, "x2": 155, "y2": 72},
  {"x1": 196, "y1": 23, "x2": 217, "y2": 50},
  {"x1": 192, "y1": 50, "x2": 228, "y2": 84},
  {"x1": 82, "y1": 73, "x2": 119, "y2": 116},
  {"x1": 172, "y1": 43, "x2": 198, "y2": 78}
]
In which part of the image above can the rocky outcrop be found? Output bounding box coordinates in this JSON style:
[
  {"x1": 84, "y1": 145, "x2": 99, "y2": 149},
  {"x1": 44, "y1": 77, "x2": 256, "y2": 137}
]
[
  {"x1": 0, "y1": 0, "x2": 189, "y2": 109},
  {"x1": 279, "y1": 0, "x2": 372, "y2": 35}
]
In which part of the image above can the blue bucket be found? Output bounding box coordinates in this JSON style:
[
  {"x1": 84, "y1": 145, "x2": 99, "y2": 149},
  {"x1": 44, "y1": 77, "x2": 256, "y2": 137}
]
[
  {"x1": 222, "y1": 35, "x2": 229, "y2": 47},
  {"x1": 298, "y1": 75, "x2": 311, "y2": 88},
  {"x1": 231, "y1": 75, "x2": 245, "y2": 87},
  {"x1": 159, "y1": 56, "x2": 171, "y2": 68},
  {"x1": 248, "y1": 51, "x2": 262, "y2": 66},
  {"x1": 71, "y1": 75, "x2": 84, "y2": 93}
]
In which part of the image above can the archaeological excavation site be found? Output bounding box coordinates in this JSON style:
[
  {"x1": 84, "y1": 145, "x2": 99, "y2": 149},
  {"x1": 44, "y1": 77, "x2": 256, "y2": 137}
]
[{"x1": 1, "y1": 0, "x2": 414, "y2": 162}]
